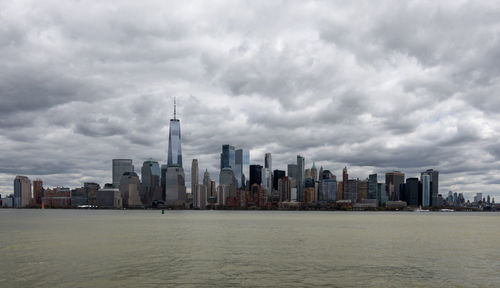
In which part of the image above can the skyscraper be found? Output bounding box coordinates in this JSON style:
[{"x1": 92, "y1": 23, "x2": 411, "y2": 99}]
[
  {"x1": 167, "y1": 99, "x2": 183, "y2": 168},
  {"x1": 405, "y1": 178, "x2": 419, "y2": 206},
  {"x1": 250, "y1": 165, "x2": 262, "y2": 186},
  {"x1": 165, "y1": 100, "x2": 186, "y2": 206},
  {"x1": 191, "y1": 159, "x2": 199, "y2": 207},
  {"x1": 265, "y1": 153, "x2": 272, "y2": 171},
  {"x1": 33, "y1": 179, "x2": 43, "y2": 205},
  {"x1": 421, "y1": 169, "x2": 439, "y2": 206},
  {"x1": 273, "y1": 170, "x2": 286, "y2": 191},
  {"x1": 368, "y1": 174, "x2": 378, "y2": 200},
  {"x1": 119, "y1": 172, "x2": 142, "y2": 208},
  {"x1": 141, "y1": 159, "x2": 162, "y2": 205},
  {"x1": 220, "y1": 144, "x2": 235, "y2": 170},
  {"x1": 112, "y1": 159, "x2": 133, "y2": 188},
  {"x1": 235, "y1": 149, "x2": 243, "y2": 189},
  {"x1": 421, "y1": 174, "x2": 431, "y2": 207},
  {"x1": 297, "y1": 155, "x2": 305, "y2": 202},
  {"x1": 385, "y1": 171, "x2": 405, "y2": 201},
  {"x1": 14, "y1": 176, "x2": 31, "y2": 208}
]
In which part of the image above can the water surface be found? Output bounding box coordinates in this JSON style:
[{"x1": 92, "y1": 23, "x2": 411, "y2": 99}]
[{"x1": 0, "y1": 210, "x2": 498, "y2": 287}]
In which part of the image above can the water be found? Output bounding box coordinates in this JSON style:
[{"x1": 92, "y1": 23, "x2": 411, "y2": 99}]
[{"x1": 0, "y1": 210, "x2": 499, "y2": 287}]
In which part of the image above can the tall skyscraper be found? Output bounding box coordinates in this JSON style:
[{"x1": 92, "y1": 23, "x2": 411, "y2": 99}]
[
  {"x1": 250, "y1": 165, "x2": 263, "y2": 186},
  {"x1": 297, "y1": 155, "x2": 305, "y2": 202},
  {"x1": 165, "y1": 100, "x2": 186, "y2": 206},
  {"x1": 421, "y1": 169, "x2": 439, "y2": 206},
  {"x1": 220, "y1": 144, "x2": 235, "y2": 169},
  {"x1": 273, "y1": 170, "x2": 286, "y2": 191},
  {"x1": 119, "y1": 172, "x2": 142, "y2": 208},
  {"x1": 385, "y1": 171, "x2": 405, "y2": 201},
  {"x1": 112, "y1": 159, "x2": 133, "y2": 188},
  {"x1": 287, "y1": 164, "x2": 298, "y2": 179},
  {"x1": 342, "y1": 167, "x2": 348, "y2": 192},
  {"x1": 14, "y1": 176, "x2": 31, "y2": 208},
  {"x1": 368, "y1": 174, "x2": 378, "y2": 200},
  {"x1": 421, "y1": 174, "x2": 431, "y2": 207},
  {"x1": 191, "y1": 159, "x2": 199, "y2": 207},
  {"x1": 33, "y1": 179, "x2": 43, "y2": 205},
  {"x1": 167, "y1": 99, "x2": 183, "y2": 168},
  {"x1": 405, "y1": 178, "x2": 419, "y2": 206},
  {"x1": 141, "y1": 159, "x2": 162, "y2": 205},
  {"x1": 265, "y1": 153, "x2": 272, "y2": 171},
  {"x1": 311, "y1": 162, "x2": 318, "y2": 182}
]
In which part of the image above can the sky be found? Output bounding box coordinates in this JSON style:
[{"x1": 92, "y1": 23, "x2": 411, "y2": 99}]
[{"x1": 1, "y1": 0, "x2": 500, "y2": 200}]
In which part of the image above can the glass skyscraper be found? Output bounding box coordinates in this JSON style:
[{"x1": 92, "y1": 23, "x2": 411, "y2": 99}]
[{"x1": 167, "y1": 118, "x2": 182, "y2": 167}]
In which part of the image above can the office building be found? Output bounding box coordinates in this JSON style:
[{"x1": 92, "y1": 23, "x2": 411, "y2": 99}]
[
  {"x1": 119, "y1": 172, "x2": 142, "y2": 208},
  {"x1": 112, "y1": 159, "x2": 134, "y2": 188},
  {"x1": 265, "y1": 153, "x2": 272, "y2": 171},
  {"x1": 297, "y1": 155, "x2": 305, "y2": 202},
  {"x1": 98, "y1": 186, "x2": 122, "y2": 209},
  {"x1": 421, "y1": 174, "x2": 431, "y2": 207},
  {"x1": 220, "y1": 144, "x2": 235, "y2": 170},
  {"x1": 322, "y1": 179, "x2": 337, "y2": 202},
  {"x1": 250, "y1": 165, "x2": 262, "y2": 186},
  {"x1": 368, "y1": 174, "x2": 377, "y2": 200},
  {"x1": 14, "y1": 176, "x2": 31, "y2": 208},
  {"x1": 141, "y1": 159, "x2": 162, "y2": 206},
  {"x1": 33, "y1": 179, "x2": 43, "y2": 205},
  {"x1": 191, "y1": 159, "x2": 199, "y2": 207},
  {"x1": 273, "y1": 170, "x2": 286, "y2": 191},
  {"x1": 385, "y1": 171, "x2": 405, "y2": 201},
  {"x1": 167, "y1": 98, "x2": 183, "y2": 167},
  {"x1": 278, "y1": 176, "x2": 291, "y2": 202},
  {"x1": 421, "y1": 169, "x2": 439, "y2": 206},
  {"x1": 405, "y1": 178, "x2": 419, "y2": 206}
]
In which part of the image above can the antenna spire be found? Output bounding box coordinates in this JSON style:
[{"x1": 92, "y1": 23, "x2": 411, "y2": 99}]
[{"x1": 174, "y1": 97, "x2": 177, "y2": 120}]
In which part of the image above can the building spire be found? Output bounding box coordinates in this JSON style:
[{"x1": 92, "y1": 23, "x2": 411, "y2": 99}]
[{"x1": 174, "y1": 97, "x2": 177, "y2": 120}]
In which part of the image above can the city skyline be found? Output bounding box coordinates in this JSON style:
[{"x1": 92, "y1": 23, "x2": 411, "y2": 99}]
[{"x1": 1, "y1": 1, "x2": 500, "y2": 200}]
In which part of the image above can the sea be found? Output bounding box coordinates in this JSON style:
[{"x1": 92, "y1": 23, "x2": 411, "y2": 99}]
[{"x1": 0, "y1": 210, "x2": 498, "y2": 287}]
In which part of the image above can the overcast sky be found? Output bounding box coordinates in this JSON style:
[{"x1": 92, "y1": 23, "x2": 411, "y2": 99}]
[{"x1": 1, "y1": 1, "x2": 500, "y2": 200}]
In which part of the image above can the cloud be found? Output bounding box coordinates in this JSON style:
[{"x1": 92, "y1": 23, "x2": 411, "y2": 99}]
[{"x1": 0, "y1": 1, "x2": 500, "y2": 201}]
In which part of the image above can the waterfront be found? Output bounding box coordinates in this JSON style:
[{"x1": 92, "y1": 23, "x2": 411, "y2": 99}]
[{"x1": 0, "y1": 210, "x2": 499, "y2": 287}]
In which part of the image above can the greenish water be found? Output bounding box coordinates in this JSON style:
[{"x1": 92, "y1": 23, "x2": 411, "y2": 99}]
[{"x1": 0, "y1": 210, "x2": 498, "y2": 287}]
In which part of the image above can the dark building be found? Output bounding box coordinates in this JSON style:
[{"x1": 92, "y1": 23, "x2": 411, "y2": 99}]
[
  {"x1": 385, "y1": 171, "x2": 405, "y2": 201},
  {"x1": 421, "y1": 169, "x2": 439, "y2": 206},
  {"x1": 220, "y1": 144, "x2": 235, "y2": 169},
  {"x1": 249, "y1": 165, "x2": 263, "y2": 186},
  {"x1": 273, "y1": 170, "x2": 286, "y2": 191},
  {"x1": 305, "y1": 178, "x2": 315, "y2": 188},
  {"x1": 405, "y1": 178, "x2": 419, "y2": 206},
  {"x1": 368, "y1": 174, "x2": 377, "y2": 200}
]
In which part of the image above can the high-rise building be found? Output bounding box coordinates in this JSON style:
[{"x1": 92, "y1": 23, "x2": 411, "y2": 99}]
[
  {"x1": 112, "y1": 159, "x2": 133, "y2": 188},
  {"x1": 165, "y1": 101, "x2": 186, "y2": 206},
  {"x1": 405, "y1": 178, "x2": 419, "y2": 206},
  {"x1": 141, "y1": 159, "x2": 162, "y2": 206},
  {"x1": 421, "y1": 174, "x2": 431, "y2": 207},
  {"x1": 220, "y1": 168, "x2": 237, "y2": 201},
  {"x1": 344, "y1": 179, "x2": 359, "y2": 203},
  {"x1": 311, "y1": 162, "x2": 318, "y2": 181},
  {"x1": 235, "y1": 149, "x2": 243, "y2": 189},
  {"x1": 191, "y1": 159, "x2": 199, "y2": 207},
  {"x1": 203, "y1": 169, "x2": 210, "y2": 196},
  {"x1": 342, "y1": 167, "x2": 348, "y2": 192},
  {"x1": 321, "y1": 179, "x2": 337, "y2": 202},
  {"x1": 273, "y1": 170, "x2": 286, "y2": 191},
  {"x1": 85, "y1": 182, "x2": 101, "y2": 207},
  {"x1": 261, "y1": 168, "x2": 272, "y2": 195},
  {"x1": 167, "y1": 99, "x2": 183, "y2": 168},
  {"x1": 265, "y1": 153, "x2": 272, "y2": 171},
  {"x1": 119, "y1": 172, "x2": 142, "y2": 208},
  {"x1": 368, "y1": 174, "x2": 378, "y2": 200},
  {"x1": 297, "y1": 155, "x2": 305, "y2": 202},
  {"x1": 278, "y1": 176, "x2": 291, "y2": 202},
  {"x1": 33, "y1": 179, "x2": 43, "y2": 205},
  {"x1": 250, "y1": 165, "x2": 263, "y2": 186},
  {"x1": 421, "y1": 169, "x2": 439, "y2": 206},
  {"x1": 287, "y1": 164, "x2": 298, "y2": 179},
  {"x1": 385, "y1": 171, "x2": 405, "y2": 201},
  {"x1": 358, "y1": 180, "x2": 368, "y2": 200},
  {"x1": 220, "y1": 144, "x2": 235, "y2": 170},
  {"x1": 14, "y1": 176, "x2": 31, "y2": 208}
]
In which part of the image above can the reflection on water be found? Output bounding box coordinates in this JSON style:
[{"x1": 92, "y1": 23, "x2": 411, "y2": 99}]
[{"x1": 0, "y1": 210, "x2": 499, "y2": 287}]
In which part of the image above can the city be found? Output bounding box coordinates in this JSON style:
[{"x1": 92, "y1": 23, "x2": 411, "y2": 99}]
[{"x1": 2, "y1": 103, "x2": 496, "y2": 212}]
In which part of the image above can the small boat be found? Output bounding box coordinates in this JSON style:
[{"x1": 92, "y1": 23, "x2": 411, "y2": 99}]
[
  {"x1": 440, "y1": 209, "x2": 454, "y2": 212},
  {"x1": 415, "y1": 206, "x2": 430, "y2": 212}
]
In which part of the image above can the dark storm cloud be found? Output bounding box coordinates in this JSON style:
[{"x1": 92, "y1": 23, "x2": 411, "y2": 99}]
[{"x1": 1, "y1": 1, "x2": 500, "y2": 200}]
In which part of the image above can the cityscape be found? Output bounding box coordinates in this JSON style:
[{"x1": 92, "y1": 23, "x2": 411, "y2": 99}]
[{"x1": 2, "y1": 102, "x2": 496, "y2": 212}]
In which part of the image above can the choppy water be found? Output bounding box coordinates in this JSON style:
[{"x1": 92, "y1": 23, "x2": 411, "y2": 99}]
[{"x1": 0, "y1": 210, "x2": 499, "y2": 287}]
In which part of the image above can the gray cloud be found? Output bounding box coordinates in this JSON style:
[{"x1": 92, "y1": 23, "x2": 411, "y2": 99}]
[{"x1": 1, "y1": 1, "x2": 500, "y2": 201}]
